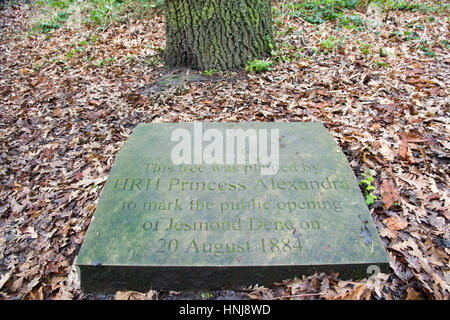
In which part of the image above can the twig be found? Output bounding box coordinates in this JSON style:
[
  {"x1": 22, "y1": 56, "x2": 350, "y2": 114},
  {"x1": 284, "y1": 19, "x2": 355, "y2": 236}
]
[
  {"x1": 415, "y1": 25, "x2": 428, "y2": 45},
  {"x1": 274, "y1": 293, "x2": 323, "y2": 299}
]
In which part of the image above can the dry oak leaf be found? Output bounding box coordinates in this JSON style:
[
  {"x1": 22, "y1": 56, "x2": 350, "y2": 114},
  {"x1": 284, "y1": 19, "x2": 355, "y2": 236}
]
[
  {"x1": 378, "y1": 142, "x2": 395, "y2": 162},
  {"x1": 398, "y1": 136, "x2": 414, "y2": 162},
  {"x1": 383, "y1": 217, "x2": 408, "y2": 231},
  {"x1": 114, "y1": 290, "x2": 157, "y2": 300},
  {"x1": 349, "y1": 284, "x2": 369, "y2": 300},
  {"x1": 405, "y1": 287, "x2": 423, "y2": 300},
  {"x1": 143, "y1": 74, "x2": 151, "y2": 83},
  {"x1": 52, "y1": 107, "x2": 62, "y2": 117},
  {"x1": 89, "y1": 100, "x2": 102, "y2": 106},
  {"x1": 381, "y1": 179, "x2": 400, "y2": 209},
  {"x1": 0, "y1": 270, "x2": 12, "y2": 290}
]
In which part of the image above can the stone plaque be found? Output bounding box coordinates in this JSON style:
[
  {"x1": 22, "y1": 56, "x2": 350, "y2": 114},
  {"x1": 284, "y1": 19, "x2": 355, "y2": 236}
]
[{"x1": 75, "y1": 122, "x2": 389, "y2": 292}]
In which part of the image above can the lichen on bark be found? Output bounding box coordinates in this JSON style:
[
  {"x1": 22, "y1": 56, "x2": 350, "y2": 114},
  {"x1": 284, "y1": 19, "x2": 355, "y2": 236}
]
[{"x1": 164, "y1": 0, "x2": 274, "y2": 70}]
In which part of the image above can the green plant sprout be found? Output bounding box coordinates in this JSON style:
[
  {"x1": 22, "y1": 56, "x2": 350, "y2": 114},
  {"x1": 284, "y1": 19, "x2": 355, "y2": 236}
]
[
  {"x1": 246, "y1": 59, "x2": 273, "y2": 73},
  {"x1": 321, "y1": 36, "x2": 336, "y2": 50},
  {"x1": 96, "y1": 57, "x2": 117, "y2": 67},
  {"x1": 360, "y1": 42, "x2": 372, "y2": 55},
  {"x1": 201, "y1": 69, "x2": 217, "y2": 76},
  {"x1": 359, "y1": 170, "x2": 377, "y2": 206},
  {"x1": 201, "y1": 291, "x2": 213, "y2": 299},
  {"x1": 375, "y1": 61, "x2": 389, "y2": 68}
]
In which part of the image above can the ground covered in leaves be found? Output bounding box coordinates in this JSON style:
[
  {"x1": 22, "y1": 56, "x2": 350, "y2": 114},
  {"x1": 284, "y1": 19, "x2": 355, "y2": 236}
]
[{"x1": 0, "y1": 0, "x2": 448, "y2": 300}]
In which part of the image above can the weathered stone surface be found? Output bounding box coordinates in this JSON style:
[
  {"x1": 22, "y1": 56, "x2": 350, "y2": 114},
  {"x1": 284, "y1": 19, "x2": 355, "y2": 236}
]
[{"x1": 75, "y1": 122, "x2": 389, "y2": 292}]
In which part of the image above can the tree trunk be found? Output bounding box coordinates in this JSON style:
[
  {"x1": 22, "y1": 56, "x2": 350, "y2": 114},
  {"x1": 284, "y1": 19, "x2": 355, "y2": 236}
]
[{"x1": 164, "y1": 0, "x2": 273, "y2": 70}]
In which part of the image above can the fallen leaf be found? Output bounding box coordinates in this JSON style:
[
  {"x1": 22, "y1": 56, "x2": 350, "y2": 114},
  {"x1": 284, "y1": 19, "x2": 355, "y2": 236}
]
[
  {"x1": 398, "y1": 136, "x2": 414, "y2": 162},
  {"x1": 0, "y1": 271, "x2": 12, "y2": 290},
  {"x1": 114, "y1": 290, "x2": 157, "y2": 300},
  {"x1": 89, "y1": 100, "x2": 101, "y2": 106},
  {"x1": 52, "y1": 107, "x2": 62, "y2": 117},
  {"x1": 384, "y1": 217, "x2": 408, "y2": 231},
  {"x1": 405, "y1": 287, "x2": 423, "y2": 300},
  {"x1": 378, "y1": 142, "x2": 395, "y2": 162},
  {"x1": 115, "y1": 290, "x2": 142, "y2": 300},
  {"x1": 350, "y1": 284, "x2": 367, "y2": 300},
  {"x1": 381, "y1": 179, "x2": 400, "y2": 209}
]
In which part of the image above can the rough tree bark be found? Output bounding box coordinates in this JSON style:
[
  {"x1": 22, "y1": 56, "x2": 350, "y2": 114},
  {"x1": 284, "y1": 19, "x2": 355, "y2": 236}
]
[{"x1": 164, "y1": 0, "x2": 274, "y2": 70}]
